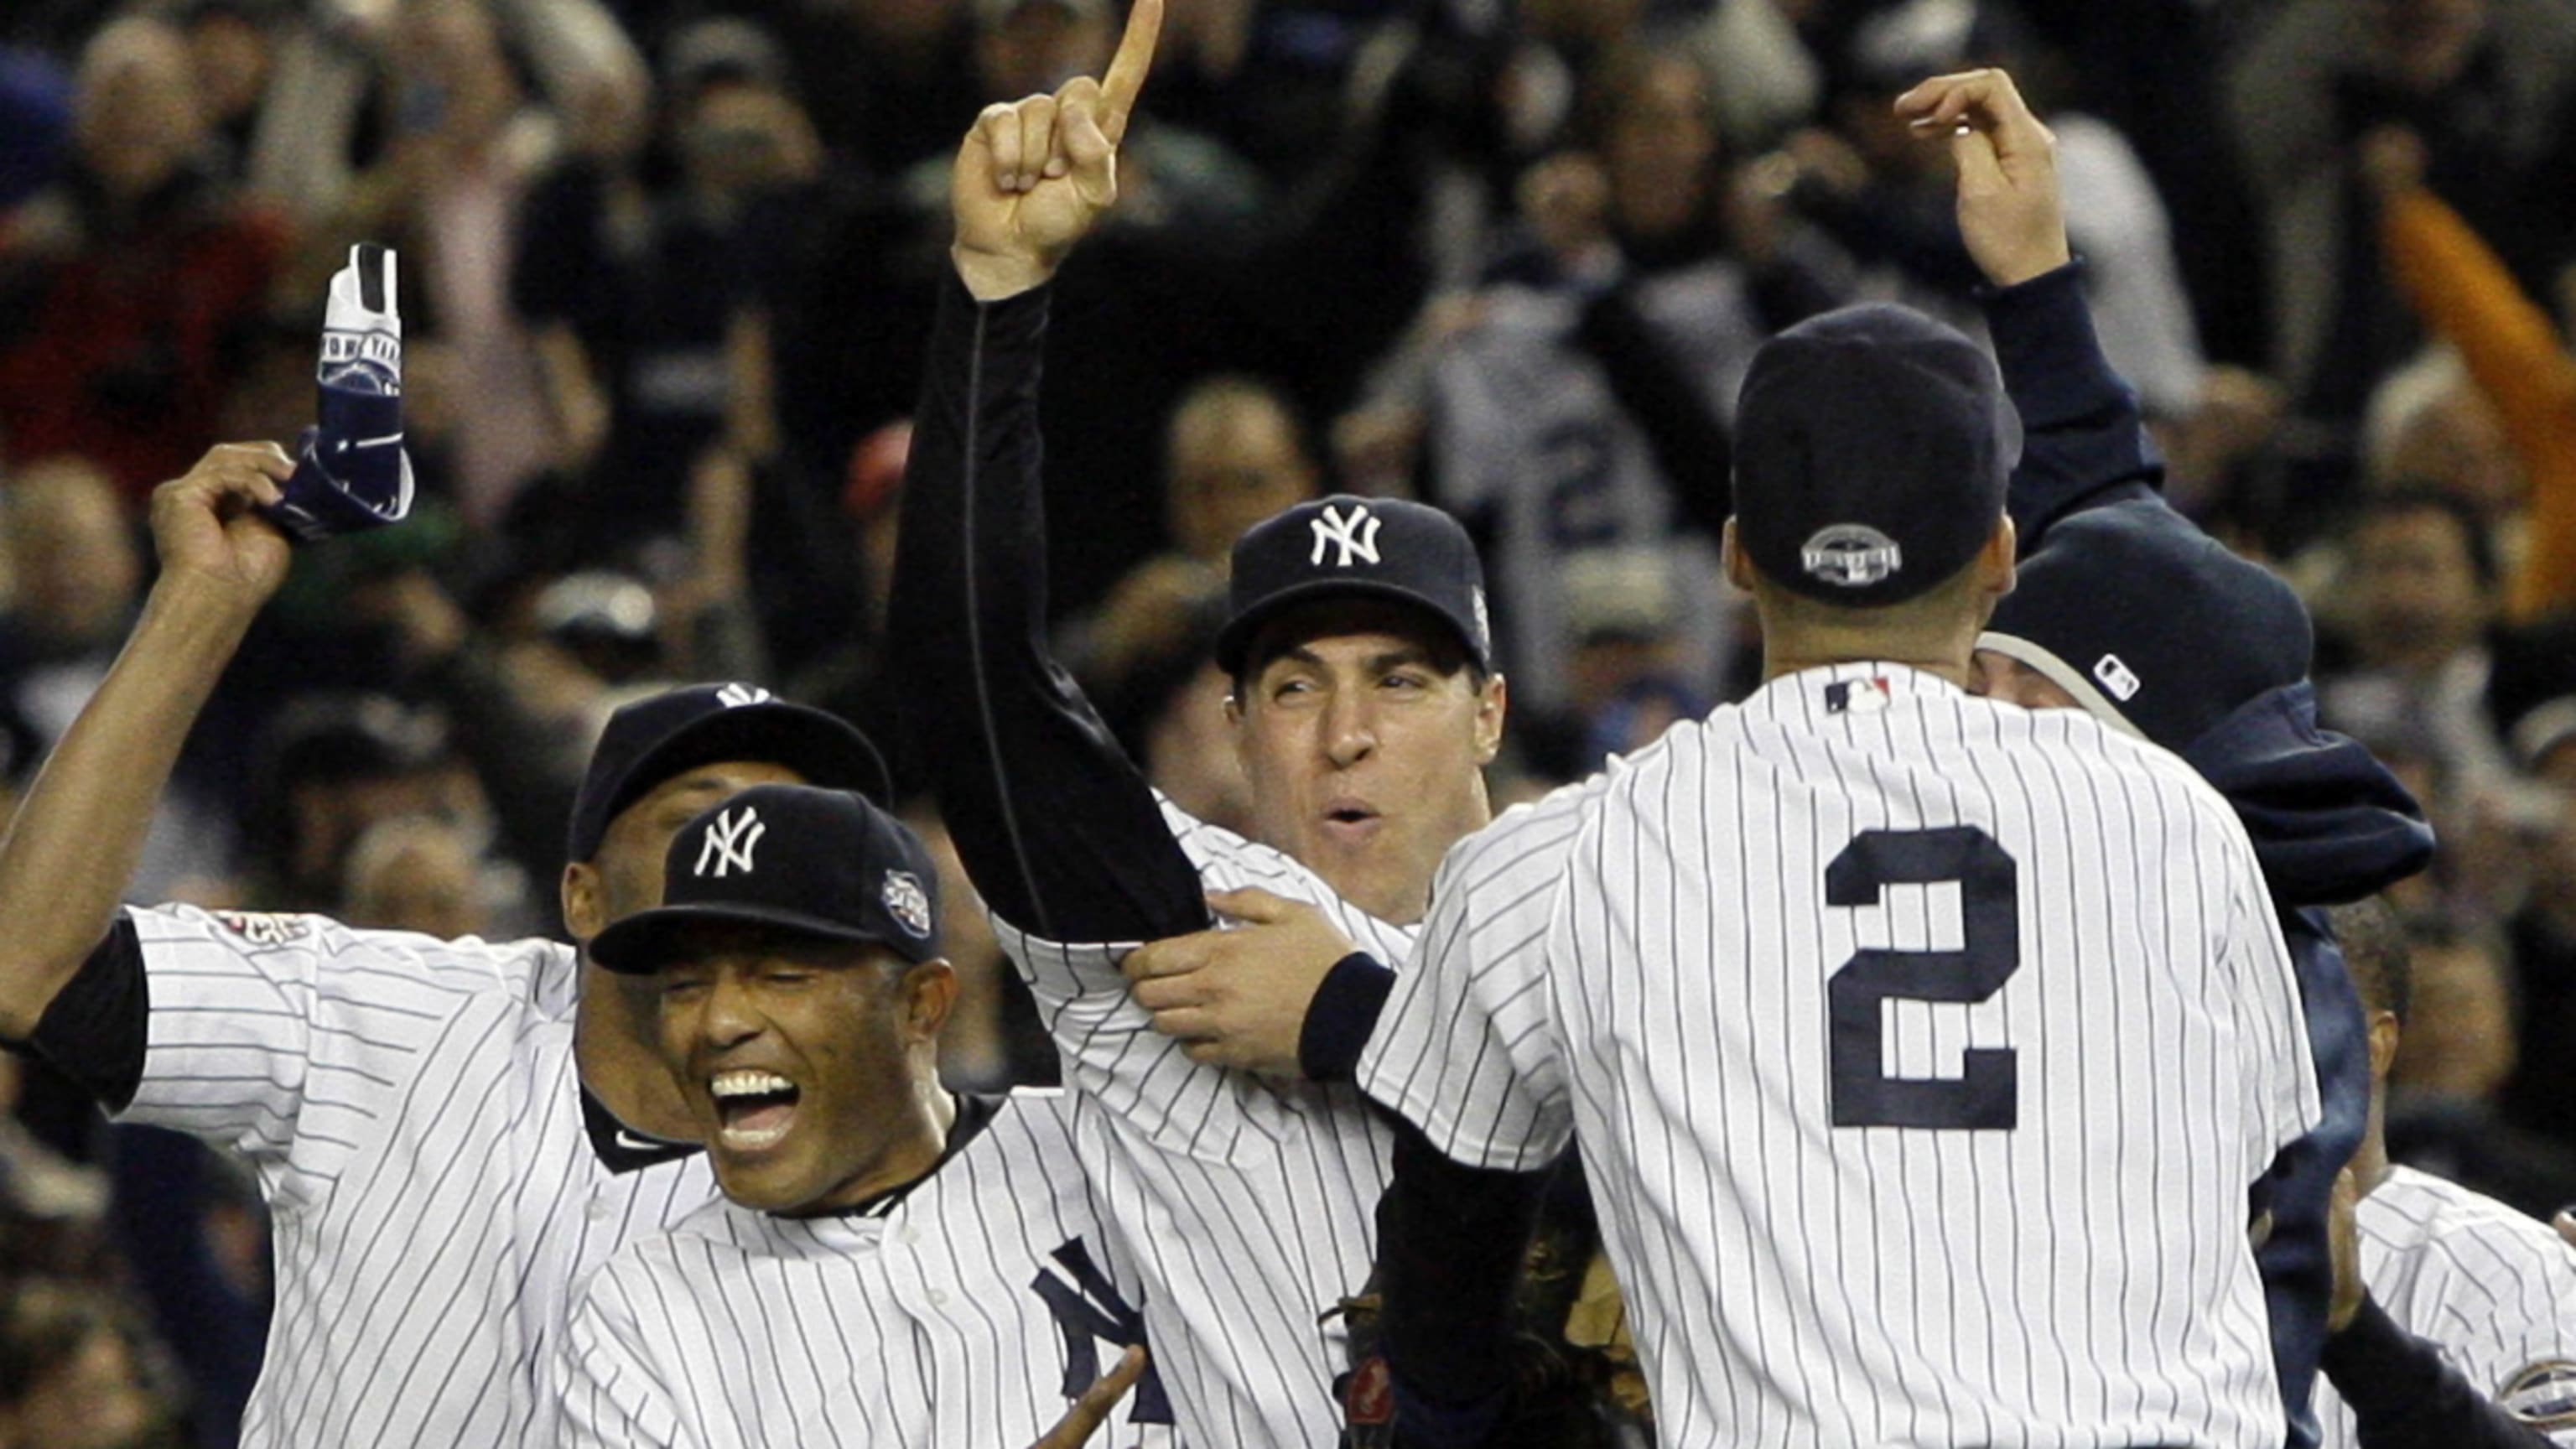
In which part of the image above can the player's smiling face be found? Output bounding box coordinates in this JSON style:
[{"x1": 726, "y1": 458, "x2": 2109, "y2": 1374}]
[
  {"x1": 653, "y1": 925, "x2": 957, "y2": 1214},
  {"x1": 1229, "y1": 600, "x2": 1505, "y2": 926}
]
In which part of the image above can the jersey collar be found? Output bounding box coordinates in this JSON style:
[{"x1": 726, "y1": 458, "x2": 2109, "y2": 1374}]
[
  {"x1": 579, "y1": 1087, "x2": 703, "y2": 1174},
  {"x1": 1745, "y1": 661, "x2": 1964, "y2": 726}
]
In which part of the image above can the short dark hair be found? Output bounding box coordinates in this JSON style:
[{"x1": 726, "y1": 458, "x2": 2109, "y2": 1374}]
[
  {"x1": 1229, "y1": 599, "x2": 1489, "y2": 701},
  {"x1": 2327, "y1": 896, "x2": 2411, "y2": 1025}
]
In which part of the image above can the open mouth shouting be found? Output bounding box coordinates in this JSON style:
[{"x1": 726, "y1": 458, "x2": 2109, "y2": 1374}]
[
  {"x1": 708, "y1": 1069, "x2": 802, "y2": 1152},
  {"x1": 1320, "y1": 797, "x2": 1382, "y2": 842}
]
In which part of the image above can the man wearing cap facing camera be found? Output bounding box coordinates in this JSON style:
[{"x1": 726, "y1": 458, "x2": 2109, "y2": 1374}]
[
  {"x1": 1358, "y1": 67, "x2": 2323, "y2": 1449},
  {"x1": 561, "y1": 783, "x2": 1166, "y2": 1448},
  {"x1": 0, "y1": 438, "x2": 885, "y2": 1445},
  {"x1": 889, "y1": 3, "x2": 1519, "y2": 1444}
]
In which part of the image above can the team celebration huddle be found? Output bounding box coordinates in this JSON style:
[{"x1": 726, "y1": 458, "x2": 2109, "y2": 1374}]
[{"x1": 2, "y1": 0, "x2": 2573, "y2": 1445}]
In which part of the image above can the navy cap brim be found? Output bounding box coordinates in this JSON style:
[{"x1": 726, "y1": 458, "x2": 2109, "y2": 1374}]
[
  {"x1": 1213, "y1": 577, "x2": 1489, "y2": 676},
  {"x1": 590, "y1": 901, "x2": 923, "y2": 975}
]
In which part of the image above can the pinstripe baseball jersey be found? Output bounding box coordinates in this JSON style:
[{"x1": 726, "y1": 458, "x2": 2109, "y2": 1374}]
[
  {"x1": 2317, "y1": 1166, "x2": 2576, "y2": 1447},
  {"x1": 102, "y1": 902, "x2": 714, "y2": 1447},
  {"x1": 561, "y1": 1089, "x2": 1176, "y2": 1449},
  {"x1": 989, "y1": 796, "x2": 1419, "y2": 1449},
  {"x1": 1361, "y1": 662, "x2": 2323, "y2": 1448}
]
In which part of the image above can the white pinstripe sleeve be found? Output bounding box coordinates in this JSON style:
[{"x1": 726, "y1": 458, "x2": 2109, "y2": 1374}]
[
  {"x1": 1356, "y1": 792, "x2": 1590, "y2": 1172},
  {"x1": 117, "y1": 904, "x2": 531, "y2": 1169},
  {"x1": 560, "y1": 1264, "x2": 690, "y2": 1449},
  {"x1": 986, "y1": 795, "x2": 1209, "y2": 1013}
]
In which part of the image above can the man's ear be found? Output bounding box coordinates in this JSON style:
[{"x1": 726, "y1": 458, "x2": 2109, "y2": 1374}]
[
  {"x1": 563, "y1": 862, "x2": 605, "y2": 945},
  {"x1": 2368, "y1": 1009, "x2": 2402, "y2": 1081},
  {"x1": 1982, "y1": 516, "x2": 2018, "y2": 598},
  {"x1": 1474, "y1": 673, "x2": 1508, "y2": 766},
  {"x1": 902, "y1": 958, "x2": 959, "y2": 1044},
  {"x1": 1721, "y1": 518, "x2": 1753, "y2": 592}
]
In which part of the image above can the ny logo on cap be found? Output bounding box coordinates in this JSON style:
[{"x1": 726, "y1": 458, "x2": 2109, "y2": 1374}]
[
  {"x1": 881, "y1": 870, "x2": 933, "y2": 938},
  {"x1": 715, "y1": 683, "x2": 771, "y2": 708},
  {"x1": 694, "y1": 806, "x2": 766, "y2": 878},
  {"x1": 1800, "y1": 525, "x2": 1903, "y2": 588},
  {"x1": 1309, "y1": 504, "x2": 1384, "y2": 569}
]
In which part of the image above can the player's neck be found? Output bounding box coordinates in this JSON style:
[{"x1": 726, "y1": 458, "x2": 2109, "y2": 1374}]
[
  {"x1": 1761, "y1": 647, "x2": 1973, "y2": 689},
  {"x1": 574, "y1": 963, "x2": 703, "y2": 1142},
  {"x1": 800, "y1": 1080, "x2": 959, "y2": 1216}
]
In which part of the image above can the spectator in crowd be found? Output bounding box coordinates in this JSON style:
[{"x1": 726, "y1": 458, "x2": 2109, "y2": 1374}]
[
  {"x1": 2496, "y1": 702, "x2": 2576, "y2": 1159},
  {"x1": 0, "y1": 16, "x2": 288, "y2": 500},
  {"x1": 1067, "y1": 374, "x2": 1321, "y2": 693},
  {"x1": 2366, "y1": 124, "x2": 2576, "y2": 623},
  {"x1": 340, "y1": 814, "x2": 500, "y2": 940},
  {"x1": 0, "y1": 1280, "x2": 173, "y2": 1449},
  {"x1": 514, "y1": 18, "x2": 820, "y2": 559},
  {"x1": 2225, "y1": 0, "x2": 2576, "y2": 454},
  {"x1": 2381, "y1": 913, "x2": 2576, "y2": 1217},
  {"x1": 0, "y1": 457, "x2": 235, "y2": 902}
]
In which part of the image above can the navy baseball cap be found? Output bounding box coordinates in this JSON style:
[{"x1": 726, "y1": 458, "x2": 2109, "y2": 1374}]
[
  {"x1": 1213, "y1": 495, "x2": 1492, "y2": 676},
  {"x1": 1732, "y1": 303, "x2": 2019, "y2": 606},
  {"x1": 565, "y1": 683, "x2": 889, "y2": 865},
  {"x1": 1979, "y1": 501, "x2": 2313, "y2": 749},
  {"x1": 590, "y1": 784, "x2": 943, "y2": 974}
]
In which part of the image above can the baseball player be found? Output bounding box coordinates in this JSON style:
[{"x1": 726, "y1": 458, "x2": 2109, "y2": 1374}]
[
  {"x1": 560, "y1": 783, "x2": 1170, "y2": 1448},
  {"x1": 2309, "y1": 900, "x2": 2576, "y2": 1448},
  {"x1": 1885, "y1": 70, "x2": 2438, "y2": 1449},
  {"x1": 885, "y1": 5, "x2": 1517, "y2": 1442},
  {"x1": 1356, "y1": 91, "x2": 2322, "y2": 1449},
  {"x1": 0, "y1": 456, "x2": 886, "y2": 1440}
]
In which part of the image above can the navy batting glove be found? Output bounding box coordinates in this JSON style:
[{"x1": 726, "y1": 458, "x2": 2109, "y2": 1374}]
[{"x1": 262, "y1": 242, "x2": 415, "y2": 543}]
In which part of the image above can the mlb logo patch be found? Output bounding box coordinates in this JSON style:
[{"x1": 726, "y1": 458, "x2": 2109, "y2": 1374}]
[
  {"x1": 2092, "y1": 654, "x2": 2142, "y2": 702},
  {"x1": 1825, "y1": 678, "x2": 1893, "y2": 714}
]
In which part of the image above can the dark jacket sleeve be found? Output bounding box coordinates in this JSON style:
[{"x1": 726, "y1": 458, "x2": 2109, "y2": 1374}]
[
  {"x1": 1378, "y1": 1121, "x2": 1550, "y2": 1447},
  {"x1": 1981, "y1": 261, "x2": 2167, "y2": 548},
  {"x1": 887, "y1": 277, "x2": 1209, "y2": 946},
  {"x1": 2323, "y1": 1297, "x2": 2560, "y2": 1449}
]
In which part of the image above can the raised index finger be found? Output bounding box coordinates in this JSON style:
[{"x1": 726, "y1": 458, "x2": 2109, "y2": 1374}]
[{"x1": 1098, "y1": 0, "x2": 1162, "y2": 145}]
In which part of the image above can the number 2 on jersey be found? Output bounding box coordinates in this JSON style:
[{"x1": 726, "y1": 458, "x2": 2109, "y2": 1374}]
[{"x1": 1824, "y1": 826, "x2": 2020, "y2": 1130}]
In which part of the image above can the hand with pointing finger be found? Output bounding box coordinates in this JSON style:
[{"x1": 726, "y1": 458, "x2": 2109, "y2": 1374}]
[
  {"x1": 1124, "y1": 887, "x2": 1358, "y2": 1076},
  {"x1": 951, "y1": 0, "x2": 1161, "y2": 301},
  {"x1": 1026, "y1": 1345, "x2": 1149, "y2": 1448},
  {"x1": 1893, "y1": 68, "x2": 2070, "y2": 290}
]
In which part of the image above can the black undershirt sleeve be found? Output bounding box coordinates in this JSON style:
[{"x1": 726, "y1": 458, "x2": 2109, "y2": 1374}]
[
  {"x1": 2321, "y1": 1297, "x2": 2558, "y2": 1449},
  {"x1": 887, "y1": 277, "x2": 1211, "y2": 947},
  {"x1": 18, "y1": 917, "x2": 148, "y2": 1113}
]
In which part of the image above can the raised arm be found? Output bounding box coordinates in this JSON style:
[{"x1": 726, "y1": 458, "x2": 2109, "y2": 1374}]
[
  {"x1": 1897, "y1": 70, "x2": 2163, "y2": 548},
  {"x1": 888, "y1": 0, "x2": 1210, "y2": 958},
  {"x1": 0, "y1": 445, "x2": 292, "y2": 1040}
]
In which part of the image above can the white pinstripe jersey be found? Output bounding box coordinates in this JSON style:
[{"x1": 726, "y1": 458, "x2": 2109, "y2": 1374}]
[
  {"x1": 562, "y1": 1090, "x2": 1180, "y2": 1449},
  {"x1": 109, "y1": 903, "x2": 715, "y2": 1447},
  {"x1": 1360, "y1": 662, "x2": 2323, "y2": 1449},
  {"x1": 2316, "y1": 1166, "x2": 2576, "y2": 1447},
  {"x1": 989, "y1": 797, "x2": 1420, "y2": 1449}
]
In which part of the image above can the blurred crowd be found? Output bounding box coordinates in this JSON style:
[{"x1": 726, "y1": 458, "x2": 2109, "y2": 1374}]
[{"x1": 0, "y1": 0, "x2": 2572, "y2": 1442}]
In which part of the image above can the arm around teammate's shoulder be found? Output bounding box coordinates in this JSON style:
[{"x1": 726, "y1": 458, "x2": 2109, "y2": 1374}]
[{"x1": 0, "y1": 445, "x2": 292, "y2": 1040}]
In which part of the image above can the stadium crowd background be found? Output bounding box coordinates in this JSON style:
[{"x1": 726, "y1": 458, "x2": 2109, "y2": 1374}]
[{"x1": 0, "y1": 0, "x2": 2571, "y2": 1441}]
